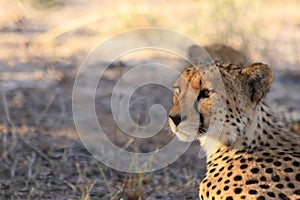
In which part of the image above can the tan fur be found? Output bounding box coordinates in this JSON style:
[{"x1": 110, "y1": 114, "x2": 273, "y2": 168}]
[{"x1": 169, "y1": 61, "x2": 300, "y2": 199}]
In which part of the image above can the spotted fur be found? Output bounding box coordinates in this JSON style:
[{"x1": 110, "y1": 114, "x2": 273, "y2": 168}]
[{"x1": 169, "y1": 61, "x2": 300, "y2": 200}]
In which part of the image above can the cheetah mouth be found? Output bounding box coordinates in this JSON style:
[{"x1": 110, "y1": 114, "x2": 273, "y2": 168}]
[
  {"x1": 175, "y1": 130, "x2": 197, "y2": 142},
  {"x1": 198, "y1": 113, "x2": 207, "y2": 135},
  {"x1": 198, "y1": 126, "x2": 207, "y2": 134}
]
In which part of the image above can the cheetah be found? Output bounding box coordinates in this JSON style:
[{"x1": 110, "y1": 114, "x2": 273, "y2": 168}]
[{"x1": 169, "y1": 61, "x2": 300, "y2": 199}]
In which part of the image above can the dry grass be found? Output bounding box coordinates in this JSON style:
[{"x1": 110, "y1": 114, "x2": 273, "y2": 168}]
[{"x1": 0, "y1": 0, "x2": 299, "y2": 199}]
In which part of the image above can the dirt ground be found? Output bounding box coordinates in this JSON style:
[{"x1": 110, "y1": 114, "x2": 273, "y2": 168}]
[{"x1": 0, "y1": 1, "x2": 300, "y2": 200}]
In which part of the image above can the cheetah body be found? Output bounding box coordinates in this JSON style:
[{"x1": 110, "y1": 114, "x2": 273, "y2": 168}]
[{"x1": 169, "y1": 61, "x2": 300, "y2": 200}]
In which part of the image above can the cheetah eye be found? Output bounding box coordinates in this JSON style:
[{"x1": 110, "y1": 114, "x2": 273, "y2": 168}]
[{"x1": 197, "y1": 89, "x2": 213, "y2": 101}]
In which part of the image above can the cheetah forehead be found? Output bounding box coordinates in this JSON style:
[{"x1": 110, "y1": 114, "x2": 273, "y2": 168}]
[
  {"x1": 181, "y1": 61, "x2": 274, "y2": 89},
  {"x1": 179, "y1": 66, "x2": 208, "y2": 90},
  {"x1": 179, "y1": 62, "x2": 239, "y2": 91},
  {"x1": 183, "y1": 62, "x2": 242, "y2": 79}
]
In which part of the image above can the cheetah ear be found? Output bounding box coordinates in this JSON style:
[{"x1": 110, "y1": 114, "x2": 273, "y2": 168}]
[{"x1": 241, "y1": 63, "x2": 274, "y2": 103}]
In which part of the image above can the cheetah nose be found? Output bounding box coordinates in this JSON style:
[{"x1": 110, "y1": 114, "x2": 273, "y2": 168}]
[{"x1": 169, "y1": 114, "x2": 186, "y2": 126}]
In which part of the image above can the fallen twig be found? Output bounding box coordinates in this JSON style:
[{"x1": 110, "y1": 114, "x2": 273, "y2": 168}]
[{"x1": 16, "y1": 132, "x2": 53, "y2": 168}]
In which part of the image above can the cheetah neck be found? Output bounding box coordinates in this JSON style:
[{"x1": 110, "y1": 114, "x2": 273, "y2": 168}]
[
  {"x1": 203, "y1": 100, "x2": 298, "y2": 160},
  {"x1": 243, "y1": 101, "x2": 297, "y2": 149}
]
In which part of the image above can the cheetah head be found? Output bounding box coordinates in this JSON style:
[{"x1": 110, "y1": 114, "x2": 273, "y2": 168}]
[{"x1": 168, "y1": 62, "x2": 274, "y2": 146}]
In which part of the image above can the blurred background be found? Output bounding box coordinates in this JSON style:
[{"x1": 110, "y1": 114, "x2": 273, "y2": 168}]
[{"x1": 0, "y1": 0, "x2": 299, "y2": 199}]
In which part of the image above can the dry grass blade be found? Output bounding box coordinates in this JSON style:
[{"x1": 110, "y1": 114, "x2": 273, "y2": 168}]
[
  {"x1": 57, "y1": 88, "x2": 66, "y2": 128},
  {"x1": 10, "y1": 155, "x2": 19, "y2": 180},
  {"x1": 95, "y1": 161, "x2": 113, "y2": 194},
  {"x1": 62, "y1": 180, "x2": 77, "y2": 192},
  {"x1": 2, "y1": 90, "x2": 16, "y2": 128},
  {"x1": 2, "y1": 126, "x2": 8, "y2": 160},
  {"x1": 27, "y1": 152, "x2": 36, "y2": 181},
  {"x1": 81, "y1": 180, "x2": 97, "y2": 200}
]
